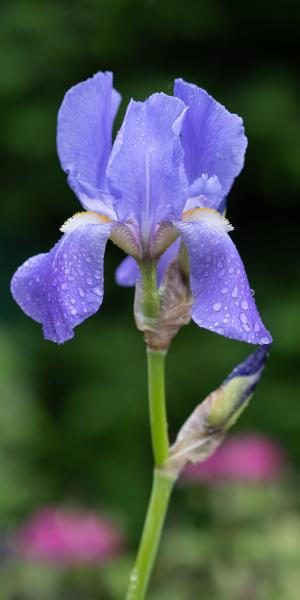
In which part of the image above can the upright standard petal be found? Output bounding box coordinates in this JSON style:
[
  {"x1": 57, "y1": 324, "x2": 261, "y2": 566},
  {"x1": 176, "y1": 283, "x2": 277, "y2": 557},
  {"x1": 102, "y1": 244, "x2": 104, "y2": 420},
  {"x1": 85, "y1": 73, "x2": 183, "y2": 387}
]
[
  {"x1": 57, "y1": 71, "x2": 121, "y2": 212},
  {"x1": 184, "y1": 174, "x2": 223, "y2": 212},
  {"x1": 107, "y1": 93, "x2": 188, "y2": 240},
  {"x1": 174, "y1": 79, "x2": 247, "y2": 200},
  {"x1": 11, "y1": 223, "x2": 112, "y2": 343},
  {"x1": 176, "y1": 210, "x2": 272, "y2": 345}
]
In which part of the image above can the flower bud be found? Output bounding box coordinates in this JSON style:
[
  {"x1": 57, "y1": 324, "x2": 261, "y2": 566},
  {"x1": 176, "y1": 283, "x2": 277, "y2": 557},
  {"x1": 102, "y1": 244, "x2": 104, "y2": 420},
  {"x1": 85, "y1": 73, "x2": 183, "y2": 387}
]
[{"x1": 166, "y1": 347, "x2": 269, "y2": 475}]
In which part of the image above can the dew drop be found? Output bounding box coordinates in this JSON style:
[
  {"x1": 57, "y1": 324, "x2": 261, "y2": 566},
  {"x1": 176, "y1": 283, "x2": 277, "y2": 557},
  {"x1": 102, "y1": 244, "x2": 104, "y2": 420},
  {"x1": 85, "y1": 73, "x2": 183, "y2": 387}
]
[
  {"x1": 221, "y1": 288, "x2": 228, "y2": 294},
  {"x1": 70, "y1": 298, "x2": 76, "y2": 304},
  {"x1": 240, "y1": 313, "x2": 248, "y2": 324},
  {"x1": 86, "y1": 278, "x2": 93, "y2": 285},
  {"x1": 232, "y1": 286, "x2": 238, "y2": 298},
  {"x1": 242, "y1": 323, "x2": 251, "y2": 332},
  {"x1": 229, "y1": 267, "x2": 234, "y2": 273},
  {"x1": 241, "y1": 300, "x2": 249, "y2": 310},
  {"x1": 213, "y1": 302, "x2": 222, "y2": 312},
  {"x1": 254, "y1": 322, "x2": 260, "y2": 332},
  {"x1": 70, "y1": 308, "x2": 77, "y2": 315},
  {"x1": 93, "y1": 286, "x2": 102, "y2": 296},
  {"x1": 259, "y1": 336, "x2": 271, "y2": 344},
  {"x1": 61, "y1": 283, "x2": 67, "y2": 290},
  {"x1": 78, "y1": 287, "x2": 85, "y2": 298}
]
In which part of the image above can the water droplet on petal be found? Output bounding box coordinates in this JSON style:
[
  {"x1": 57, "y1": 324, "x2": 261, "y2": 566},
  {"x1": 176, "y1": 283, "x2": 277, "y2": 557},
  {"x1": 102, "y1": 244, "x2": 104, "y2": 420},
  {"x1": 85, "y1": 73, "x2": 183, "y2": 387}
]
[
  {"x1": 241, "y1": 300, "x2": 249, "y2": 310},
  {"x1": 70, "y1": 308, "x2": 77, "y2": 315},
  {"x1": 229, "y1": 267, "x2": 234, "y2": 273},
  {"x1": 259, "y1": 336, "x2": 271, "y2": 344},
  {"x1": 232, "y1": 286, "x2": 238, "y2": 298},
  {"x1": 86, "y1": 278, "x2": 93, "y2": 285},
  {"x1": 93, "y1": 287, "x2": 102, "y2": 296},
  {"x1": 240, "y1": 313, "x2": 248, "y2": 324},
  {"x1": 221, "y1": 288, "x2": 228, "y2": 294},
  {"x1": 213, "y1": 302, "x2": 222, "y2": 312},
  {"x1": 78, "y1": 287, "x2": 85, "y2": 298}
]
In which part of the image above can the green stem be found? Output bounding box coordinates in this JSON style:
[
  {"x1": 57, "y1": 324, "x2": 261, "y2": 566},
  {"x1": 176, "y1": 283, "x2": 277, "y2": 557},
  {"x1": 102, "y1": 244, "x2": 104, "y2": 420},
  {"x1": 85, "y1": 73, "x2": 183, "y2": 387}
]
[
  {"x1": 125, "y1": 469, "x2": 175, "y2": 600},
  {"x1": 139, "y1": 260, "x2": 160, "y2": 320},
  {"x1": 147, "y1": 349, "x2": 169, "y2": 466},
  {"x1": 125, "y1": 261, "x2": 174, "y2": 600}
]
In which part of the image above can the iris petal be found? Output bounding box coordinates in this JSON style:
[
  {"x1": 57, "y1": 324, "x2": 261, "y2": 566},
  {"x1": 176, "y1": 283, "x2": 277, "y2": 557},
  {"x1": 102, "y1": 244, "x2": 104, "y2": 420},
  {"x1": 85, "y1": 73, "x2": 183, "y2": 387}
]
[
  {"x1": 174, "y1": 79, "x2": 247, "y2": 203},
  {"x1": 175, "y1": 212, "x2": 272, "y2": 345},
  {"x1": 57, "y1": 71, "x2": 121, "y2": 213},
  {"x1": 11, "y1": 223, "x2": 112, "y2": 343},
  {"x1": 107, "y1": 93, "x2": 188, "y2": 238}
]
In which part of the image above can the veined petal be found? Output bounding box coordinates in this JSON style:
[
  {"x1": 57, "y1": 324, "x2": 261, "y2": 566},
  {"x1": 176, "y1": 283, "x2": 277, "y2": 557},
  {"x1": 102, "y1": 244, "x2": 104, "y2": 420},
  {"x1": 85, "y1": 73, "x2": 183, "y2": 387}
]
[
  {"x1": 11, "y1": 223, "x2": 112, "y2": 343},
  {"x1": 115, "y1": 239, "x2": 181, "y2": 287},
  {"x1": 57, "y1": 71, "x2": 121, "y2": 211},
  {"x1": 107, "y1": 93, "x2": 188, "y2": 239},
  {"x1": 175, "y1": 210, "x2": 272, "y2": 345},
  {"x1": 174, "y1": 79, "x2": 247, "y2": 201}
]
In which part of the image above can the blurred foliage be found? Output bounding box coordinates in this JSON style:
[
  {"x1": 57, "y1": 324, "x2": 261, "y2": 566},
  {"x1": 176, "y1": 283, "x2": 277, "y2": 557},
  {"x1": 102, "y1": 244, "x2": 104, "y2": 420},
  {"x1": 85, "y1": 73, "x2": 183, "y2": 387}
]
[{"x1": 1, "y1": 0, "x2": 300, "y2": 597}]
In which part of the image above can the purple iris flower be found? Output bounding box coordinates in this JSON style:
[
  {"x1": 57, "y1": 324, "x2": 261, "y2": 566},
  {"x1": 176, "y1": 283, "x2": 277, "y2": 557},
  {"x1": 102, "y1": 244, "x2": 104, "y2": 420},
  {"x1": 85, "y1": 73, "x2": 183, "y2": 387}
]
[{"x1": 11, "y1": 72, "x2": 272, "y2": 345}]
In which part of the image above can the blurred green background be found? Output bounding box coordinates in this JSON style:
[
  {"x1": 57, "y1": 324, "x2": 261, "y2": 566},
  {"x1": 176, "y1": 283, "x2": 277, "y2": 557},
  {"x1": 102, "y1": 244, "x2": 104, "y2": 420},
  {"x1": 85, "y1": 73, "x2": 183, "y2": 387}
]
[{"x1": 1, "y1": 0, "x2": 300, "y2": 598}]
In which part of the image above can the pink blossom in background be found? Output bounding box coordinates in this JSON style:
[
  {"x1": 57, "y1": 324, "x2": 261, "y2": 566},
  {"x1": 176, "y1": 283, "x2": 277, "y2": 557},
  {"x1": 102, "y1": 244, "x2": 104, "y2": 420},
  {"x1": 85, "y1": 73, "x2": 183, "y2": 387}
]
[
  {"x1": 183, "y1": 434, "x2": 288, "y2": 484},
  {"x1": 13, "y1": 507, "x2": 123, "y2": 563}
]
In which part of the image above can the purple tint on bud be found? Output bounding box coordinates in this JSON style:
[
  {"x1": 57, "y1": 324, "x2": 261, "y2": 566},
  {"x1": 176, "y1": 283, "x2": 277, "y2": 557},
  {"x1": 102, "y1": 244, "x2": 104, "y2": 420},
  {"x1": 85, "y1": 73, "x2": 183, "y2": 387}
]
[{"x1": 226, "y1": 346, "x2": 269, "y2": 382}]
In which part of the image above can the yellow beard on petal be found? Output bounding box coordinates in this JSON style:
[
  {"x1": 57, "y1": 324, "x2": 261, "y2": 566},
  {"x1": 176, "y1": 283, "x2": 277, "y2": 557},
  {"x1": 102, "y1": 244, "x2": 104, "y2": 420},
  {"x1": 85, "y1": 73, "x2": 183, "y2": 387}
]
[
  {"x1": 60, "y1": 211, "x2": 112, "y2": 233},
  {"x1": 182, "y1": 207, "x2": 233, "y2": 233}
]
